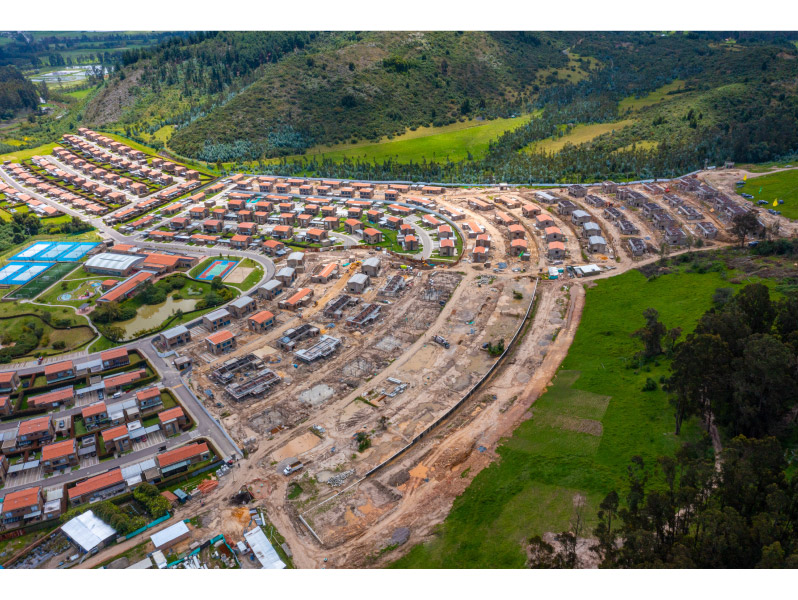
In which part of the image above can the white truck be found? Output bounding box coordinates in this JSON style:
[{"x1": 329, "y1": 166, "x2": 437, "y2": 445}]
[{"x1": 283, "y1": 461, "x2": 303, "y2": 476}]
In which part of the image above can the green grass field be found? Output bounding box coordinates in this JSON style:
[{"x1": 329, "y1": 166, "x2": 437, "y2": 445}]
[
  {"x1": 0, "y1": 142, "x2": 60, "y2": 163},
  {"x1": 392, "y1": 265, "x2": 740, "y2": 568},
  {"x1": 527, "y1": 119, "x2": 636, "y2": 154},
  {"x1": 618, "y1": 80, "x2": 686, "y2": 113},
  {"x1": 739, "y1": 169, "x2": 798, "y2": 220},
  {"x1": 275, "y1": 114, "x2": 534, "y2": 164}
]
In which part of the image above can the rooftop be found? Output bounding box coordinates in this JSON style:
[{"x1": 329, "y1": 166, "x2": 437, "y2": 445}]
[
  {"x1": 41, "y1": 439, "x2": 76, "y2": 461},
  {"x1": 206, "y1": 330, "x2": 235, "y2": 345},
  {"x1": 156, "y1": 442, "x2": 209, "y2": 468},
  {"x1": 68, "y1": 469, "x2": 124, "y2": 500},
  {"x1": 84, "y1": 252, "x2": 144, "y2": 272}
]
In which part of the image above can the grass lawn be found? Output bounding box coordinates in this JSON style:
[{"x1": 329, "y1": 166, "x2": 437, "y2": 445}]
[
  {"x1": 618, "y1": 80, "x2": 686, "y2": 113},
  {"x1": 273, "y1": 114, "x2": 535, "y2": 164},
  {"x1": 64, "y1": 88, "x2": 93, "y2": 100},
  {"x1": 739, "y1": 169, "x2": 798, "y2": 220},
  {"x1": 0, "y1": 142, "x2": 60, "y2": 163},
  {"x1": 392, "y1": 266, "x2": 742, "y2": 568},
  {"x1": 39, "y1": 275, "x2": 119, "y2": 307},
  {"x1": 527, "y1": 119, "x2": 637, "y2": 154}
]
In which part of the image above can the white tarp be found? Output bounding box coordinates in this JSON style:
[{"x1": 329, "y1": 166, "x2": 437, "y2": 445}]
[
  {"x1": 244, "y1": 526, "x2": 285, "y2": 569},
  {"x1": 61, "y1": 510, "x2": 117, "y2": 553}
]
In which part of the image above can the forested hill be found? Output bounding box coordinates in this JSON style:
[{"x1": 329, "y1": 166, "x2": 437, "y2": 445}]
[
  {"x1": 82, "y1": 31, "x2": 798, "y2": 180},
  {"x1": 0, "y1": 65, "x2": 41, "y2": 119},
  {"x1": 84, "y1": 31, "x2": 575, "y2": 158}
]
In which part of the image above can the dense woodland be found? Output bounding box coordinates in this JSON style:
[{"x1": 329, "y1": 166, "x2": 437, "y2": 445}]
[{"x1": 0, "y1": 65, "x2": 42, "y2": 119}]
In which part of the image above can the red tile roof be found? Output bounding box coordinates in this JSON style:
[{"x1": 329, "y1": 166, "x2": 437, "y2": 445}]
[
  {"x1": 68, "y1": 469, "x2": 124, "y2": 500},
  {"x1": 42, "y1": 439, "x2": 76, "y2": 461},
  {"x1": 105, "y1": 369, "x2": 145, "y2": 389},
  {"x1": 30, "y1": 387, "x2": 73, "y2": 407},
  {"x1": 2, "y1": 486, "x2": 41, "y2": 511},
  {"x1": 0, "y1": 371, "x2": 16, "y2": 384},
  {"x1": 136, "y1": 387, "x2": 160, "y2": 402},
  {"x1": 44, "y1": 360, "x2": 73, "y2": 376},
  {"x1": 82, "y1": 402, "x2": 107, "y2": 419},
  {"x1": 206, "y1": 330, "x2": 234, "y2": 345},
  {"x1": 101, "y1": 425, "x2": 128, "y2": 442},
  {"x1": 157, "y1": 442, "x2": 209, "y2": 468},
  {"x1": 100, "y1": 348, "x2": 128, "y2": 362},
  {"x1": 18, "y1": 416, "x2": 51, "y2": 436},
  {"x1": 158, "y1": 407, "x2": 185, "y2": 423},
  {"x1": 249, "y1": 310, "x2": 275, "y2": 324}
]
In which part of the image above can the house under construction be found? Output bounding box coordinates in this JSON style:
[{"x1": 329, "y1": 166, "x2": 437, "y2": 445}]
[
  {"x1": 295, "y1": 335, "x2": 342, "y2": 363},
  {"x1": 225, "y1": 369, "x2": 282, "y2": 401},
  {"x1": 346, "y1": 303, "x2": 381, "y2": 329}
]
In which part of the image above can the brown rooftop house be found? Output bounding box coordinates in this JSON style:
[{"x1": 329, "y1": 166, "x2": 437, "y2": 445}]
[
  {"x1": 508, "y1": 224, "x2": 526, "y2": 240},
  {"x1": 306, "y1": 227, "x2": 328, "y2": 243},
  {"x1": 237, "y1": 222, "x2": 258, "y2": 236},
  {"x1": 439, "y1": 238, "x2": 456, "y2": 256},
  {"x1": 1, "y1": 486, "x2": 43, "y2": 526},
  {"x1": 472, "y1": 246, "x2": 489, "y2": 262},
  {"x1": 101, "y1": 348, "x2": 130, "y2": 370},
  {"x1": 278, "y1": 288, "x2": 314, "y2": 311},
  {"x1": 68, "y1": 468, "x2": 126, "y2": 505},
  {"x1": 203, "y1": 219, "x2": 223, "y2": 233},
  {"x1": 385, "y1": 216, "x2": 403, "y2": 230},
  {"x1": 170, "y1": 217, "x2": 190, "y2": 230},
  {"x1": 157, "y1": 442, "x2": 211, "y2": 477},
  {"x1": 44, "y1": 360, "x2": 75, "y2": 384},
  {"x1": 41, "y1": 439, "x2": 78, "y2": 474},
  {"x1": 248, "y1": 310, "x2": 276, "y2": 333},
  {"x1": 230, "y1": 234, "x2": 252, "y2": 249},
  {"x1": 510, "y1": 238, "x2": 529, "y2": 257},
  {"x1": 206, "y1": 330, "x2": 236, "y2": 355},
  {"x1": 0, "y1": 370, "x2": 21, "y2": 394},
  {"x1": 262, "y1": 239, "x2": 285, "y2": 255},
  {"x1": 29, "y1": 386, "x2": 74, "y2": 410},
  {"x1": 104, "y1": 368, "x2": 146, "y2": 395},
  {"x1": 136, "y1": 387, "x2": 163, "y2": 413},
  {"x1": 548, "y1": 241, "x2": 566, "y2": 260},
  {"x1": 344, "y1": 218, "x2": 363, "y2": 235},
  {"x1": 322, "y1": 216, "x2": 339, "y2": 230},
  {"x1": 81, "y1": 401, "x2": 109, "y2": 430},
  {"x1": 16, "y1": 416, "x2": 54, "y2": 449},
  {"x1": 321, "y1": 205, "x2": 337, "y2": 217},
  {"x1": 0, "y1": 395, "x2": 11, "y2": 417},
  {"x1": 271, "y1": 225, "x2": 293, "y2": 240},
  {"x1": 403, "y1": 235, "x2": 419, "y2": 251},
  {"x1": 158, "y1": 407, "x2": 187, "y2": 437},
  {"x1": 362, "y1": 227, "x2": 382, "y2": 244},
  {"x1": 101, "y1": 425, "x2": 131, "y2": 454}
]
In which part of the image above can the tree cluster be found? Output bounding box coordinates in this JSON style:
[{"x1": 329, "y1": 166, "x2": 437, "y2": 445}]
[
  {"x1": 668, "y1": 283, "x2": 798, "y2": 438},
  {"x1": 133, "y1": 483, "x2": 171, "y2": 519}
]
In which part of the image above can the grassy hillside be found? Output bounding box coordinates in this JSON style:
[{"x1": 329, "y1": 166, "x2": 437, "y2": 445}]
[
  {"x1": 392, "y1": 260, "x2": 746, "y2": 568},
  {"x1": 274, "y1": 114, "x2": 535, "y2": 164}
]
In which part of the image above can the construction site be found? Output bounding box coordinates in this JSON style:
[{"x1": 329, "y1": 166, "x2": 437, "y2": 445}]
[{"x1": 68, "y1": 172, "x2": 760, "y2": 570}]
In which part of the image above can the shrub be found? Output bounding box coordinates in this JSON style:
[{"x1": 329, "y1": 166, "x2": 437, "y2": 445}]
[{"x1": 642, "y1": 378, "x2": 658, "y2": 392}]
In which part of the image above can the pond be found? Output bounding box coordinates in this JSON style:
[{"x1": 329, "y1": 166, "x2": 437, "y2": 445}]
[{"x1": 116, "y1": 294, "x2": 198, "y2": 339}]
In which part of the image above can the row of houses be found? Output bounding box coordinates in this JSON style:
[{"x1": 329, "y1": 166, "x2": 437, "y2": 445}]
[
  {"x1": 0, "y1": 179, "x2": 66, "y2": 217},
  {"x1": 74, "y1": 129, "x2": 200, "y2": 180},
  {"x1": 0, "y1": 442, "x2": 212, "y2": 529}
]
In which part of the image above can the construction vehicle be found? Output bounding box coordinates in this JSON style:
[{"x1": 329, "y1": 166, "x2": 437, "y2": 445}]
[
  {"x1": 432, "y1": 335, "x2": 450, "y2": 349},
  {"x1": 283, "y1": 461, "x2": 303, "y2": 476}
]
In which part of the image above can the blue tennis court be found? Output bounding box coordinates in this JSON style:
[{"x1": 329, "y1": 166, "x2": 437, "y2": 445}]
[
  {"x1": 0, "y1": 262, "x2": 55, "y2": 285},
  {"x1": 9, "y1": 242, "x2": 99, "y2": 262},
  {"x1": 196, "y1": 259, "x2": 238, "y2": 281}
]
